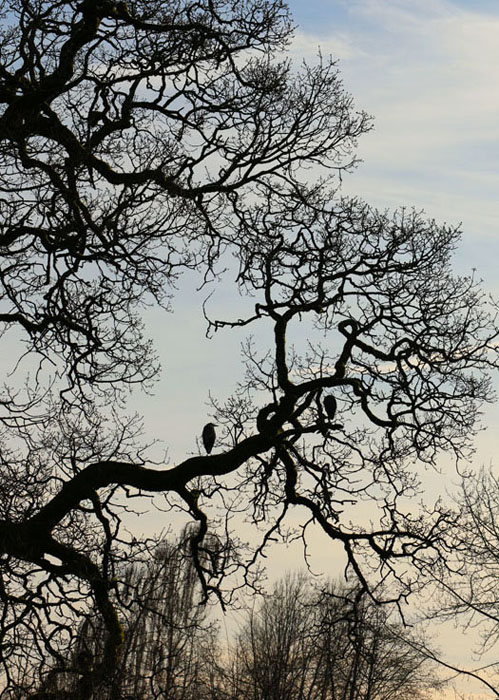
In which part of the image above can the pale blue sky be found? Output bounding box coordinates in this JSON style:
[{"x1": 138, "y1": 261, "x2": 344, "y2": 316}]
[
  {"x1": 283, "y1": 3, "x2": 499, "y2": 490},
  {"x1": 286, "y1": 0, "x2": 499, "y2": 288}
]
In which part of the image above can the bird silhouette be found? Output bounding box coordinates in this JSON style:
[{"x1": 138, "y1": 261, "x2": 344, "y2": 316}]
[
  {"x1": 323, "y1": 395, "x2": 337, "y2": 420},
  {"x1": 202, "y1": 423, "x2": 216, "y2": 454}
]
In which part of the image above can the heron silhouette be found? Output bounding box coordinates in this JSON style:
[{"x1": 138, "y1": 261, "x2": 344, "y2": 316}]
[
  {"x1": 323, "y1": 395, "x2": 337, "y2": 420},
  {"x1": 202, "y1": 423, "x2": 216, "y2": 454}
]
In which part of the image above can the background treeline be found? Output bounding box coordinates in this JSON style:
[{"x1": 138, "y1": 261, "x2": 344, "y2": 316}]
[{"x1": 24, "y1": 530, "x2": 441, "y2": 700}]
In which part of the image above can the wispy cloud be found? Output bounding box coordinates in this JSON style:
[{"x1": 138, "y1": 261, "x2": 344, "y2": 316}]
[{"x1": 289, "y1": 0, "x2": 499, "y2": 269}]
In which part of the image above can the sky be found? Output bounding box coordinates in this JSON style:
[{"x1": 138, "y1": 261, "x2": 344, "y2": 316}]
[
  {"x1": 289, "y1": 0, "x2": 499, "y2": 280},
  {"x1": 283, "y1": 0, "x2": 499, "y2": 461},
  {"x1": 135, "y1": 1, "x2": 499, "y2": 696}
]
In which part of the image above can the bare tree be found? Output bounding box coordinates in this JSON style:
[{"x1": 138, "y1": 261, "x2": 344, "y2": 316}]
[
  {"x1": 0, "y1": 0, "x2": 497, "y2": 696},
  {"x1": 230, "y1": 574, "x2": 440, "y2": 700},
  {"x1": 313, "y1": 586, "x2": 441, "y2": 700},
  {"x1": 421, "y1": 467, "x2": 499, "y2": 694},
  {"x1": 233, "y1": 574, "x2": 318, "y2": 700},
  {"x1": 449, "y1": 468, "x2": 499, "y2": 650},
  {"x1": 26, "y1": 528, "x2": 219, "y2": 699}
]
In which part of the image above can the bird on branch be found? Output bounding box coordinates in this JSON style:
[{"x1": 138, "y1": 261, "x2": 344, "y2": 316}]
[
  {"x1": 323, "y1": 395, "x2": 337, "y2": 420},
  {"x1": 202, "y1": 423, "x2": 216, "y2": 454}
]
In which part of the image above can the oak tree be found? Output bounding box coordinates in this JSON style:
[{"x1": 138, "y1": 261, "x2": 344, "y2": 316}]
[{"x1": 0, "y1": 0, "x2": 497, "y2": 696}]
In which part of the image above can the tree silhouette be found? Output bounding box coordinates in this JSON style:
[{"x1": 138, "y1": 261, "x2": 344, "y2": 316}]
[
  {"x1": 229, "y1": 574, "x2": 440, "y2": 700},
  {"x1": 0, "y1": 0, "x2": 497, "y2": 695},
  {"x1": 25, "y1": 529, "x2": 218, "y2": 699},
  {"x1": 29, "y1": 571, "x2": 441, "y2": 700},
  {"x1": 428, "y1": 467, "x2": 499, "y2": 694}
]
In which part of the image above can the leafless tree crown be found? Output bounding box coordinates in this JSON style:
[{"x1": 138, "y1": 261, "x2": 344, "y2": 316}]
[{"x1": 0, "y1": 0, "x2": 497, "y2": 696}]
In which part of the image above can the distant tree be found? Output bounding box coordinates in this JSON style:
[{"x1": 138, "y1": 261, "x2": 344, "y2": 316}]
[
  {"x1": 428, "y1": 468, "x2": 499, "y2": 692},
  {"x1": 25, "y1": 529, "x2": 218, "y2": 699},
  {"x1": 0, "y1": 0, "x2": 497, "y2": 696},
  {"x1": 230, "y1": 574, "x2": 441, "y2": 700},
  {"x1": 232, "y1": 574, "x2": 317, "y2": 700},
  {"x1": 312, "y1": 586, "x2": 440, "y2": 700}
]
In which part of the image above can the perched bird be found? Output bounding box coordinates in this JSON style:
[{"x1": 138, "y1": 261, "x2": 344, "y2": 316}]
[
  {"x1": 202, "y1": 422, "x2": 216, "y2": 454},
  {"x1": 323, "y1": 395, "x2": 337, "y2": 420}
]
